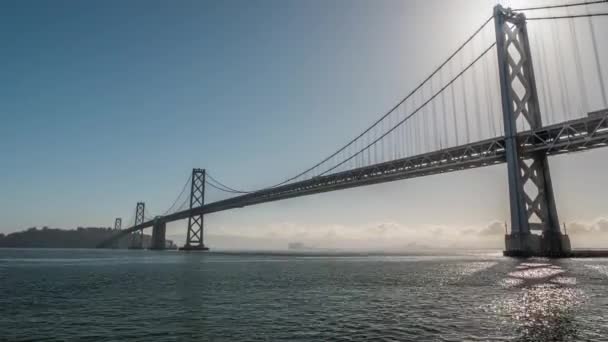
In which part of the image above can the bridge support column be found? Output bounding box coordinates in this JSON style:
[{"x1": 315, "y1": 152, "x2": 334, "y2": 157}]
[
  {"x1": 128, "y1": 202, "x2": 146, "y2": 250},
  {"x1": 111, "y1": 218, "x2": 122, "y2": 249},
  {"x1": 494, "y1": 5, "x2": 570, "y2": 257},
  {"x1": 150, "y1": 220, "x2": 166, "y2": 250},
  {"x1": 180, "y1": 168, "x2": 209, "y2": 251}
]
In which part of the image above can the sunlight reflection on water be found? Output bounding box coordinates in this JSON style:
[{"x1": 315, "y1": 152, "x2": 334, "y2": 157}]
[
  {"x1": 3, "y1": 250, "x2": 608, "y2": 341},
  {"x1": 492, "y1": 261, "x2": 586, "y2": 341}
]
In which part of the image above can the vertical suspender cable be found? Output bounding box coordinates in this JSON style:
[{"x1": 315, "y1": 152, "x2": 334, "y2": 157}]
[
  {"x1": 470, "y1": 37, "x2": 483, "y2": 140},
  {"x1": 585, "y1": 0, "x2": 608, "y2": 108},
  {"x1": 317, "y1": 42, "x2": 496, "y2": 177},
  {"x1": 419, "y1": 89, "x2": 425, "y2": 153},
  {"x1": 482, "y1": 26, "x2": 498, "y2": 137},
  {"x1": 460, "y1": 51, "x2": 471, "y2": 143},
  {"x1": 537, "y1": 23, "x2": 556, "y2": 124},
  {"x1": 450, "y1": 60, "x2": 459, "y2": 146},
  {"x1": 567, "y1": 5, "x2": 590, "y2": 114},
  {"x1": 551, "y1": 17, "x2": 573, "y2": 121},
  {"x1": 414, "y1": 94, "x2": 419, "y2": 154},
  {"x1": 439, "y1": 68, "x2": 449, "y2": 148},
  {"x1": 430, "y1": 78, "x2": 437, "y2": 149}
]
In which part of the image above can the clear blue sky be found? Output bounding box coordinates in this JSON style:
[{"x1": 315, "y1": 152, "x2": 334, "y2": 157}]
[{"x1": 1, "y1": 0, "x2": 607, "y2": 248}]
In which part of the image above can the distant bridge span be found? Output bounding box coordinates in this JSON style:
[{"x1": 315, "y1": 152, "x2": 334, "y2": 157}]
[
  {"x1": 98, "y1": 111, "x2": 608, "y2": 248},
  {"x1": 99, "y1": 4, "x2": 608, "y2": 256}
]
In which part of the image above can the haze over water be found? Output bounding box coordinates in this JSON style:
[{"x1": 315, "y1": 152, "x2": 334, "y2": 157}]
[{"x1": 2, "y1": 249, "x2": 608, "y2": 341}]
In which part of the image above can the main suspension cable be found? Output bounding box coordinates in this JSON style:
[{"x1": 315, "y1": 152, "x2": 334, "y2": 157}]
[
  {"x1": 206, "y1": 172, "x2": 250, "y2": 194},
  {"x1": 527, "y1": 13, "x2": 608, "y2": 20},
  {"x1": 204, "y1": 179, "x2": 244, "y2": 194},
  {"x1": 259, "y1": 15, "x2": 494, "y2": 188},
  {"x1": 319, "y1": 43, "x2": 497, "y2": 177},
  {"x1": 183, "y1": 15, "x2": 496, "y2": 195},
  {"x1": 161, "y1": 174, "x2": 192, "y2": 215},
  {"x1": 514, "y1": 0, "x2": 608, "y2": 11}
]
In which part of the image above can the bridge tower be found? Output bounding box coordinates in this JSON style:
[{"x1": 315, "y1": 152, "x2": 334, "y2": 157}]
[
  {"x1": 111, "y1": 217, "x2": 122, "y2": 249},
  {"x1": 494, "y1": 5, "x2": 570, "y2": 257},
  {"x1": 180, "y1": 168, "x2": 209, "y2": 251},
  {"x1": 128, "y1": 202, "x2": 146, "y2": 249}
]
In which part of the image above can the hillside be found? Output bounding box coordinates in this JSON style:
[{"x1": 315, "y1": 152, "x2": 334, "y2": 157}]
[{"x1": 0, "y1": 227, "x2": 176, "y2": 249}]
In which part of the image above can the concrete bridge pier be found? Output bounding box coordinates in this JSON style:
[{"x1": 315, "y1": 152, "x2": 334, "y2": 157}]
[
  {"x1": 150, "y1": 221, "x2": 166, "y2": 250},
  {"x1": 540, "y1": 231, "x2": 571, "y2": 257},
  {"x1": 504, "y1": 232, "x2": 570, "y2": 257},
  {"x1": 128, "y1": 231, "x2": 144, "y2": 249}
]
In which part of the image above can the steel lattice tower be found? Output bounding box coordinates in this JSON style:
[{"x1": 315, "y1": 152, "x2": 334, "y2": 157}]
[
  {"x1": 114, "y1": 218, "x2": 122, "y2": 230},
  {"x1": 129, "y1": 202, "x2": 146, "y2": 249},
  {"x1": 494, "y1": 5, "x2": 570, "y2": 256},
  {"x1": 181, "y1": 169, "x2": 209, "y2": 251},
  {"x1": 110, "y1": 217, "x2": 122, "y2": 248}
]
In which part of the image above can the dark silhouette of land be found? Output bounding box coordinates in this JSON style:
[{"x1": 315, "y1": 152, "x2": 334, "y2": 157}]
[{"x1": 0, "y1": 227, "x2": 177, "y2": 249}]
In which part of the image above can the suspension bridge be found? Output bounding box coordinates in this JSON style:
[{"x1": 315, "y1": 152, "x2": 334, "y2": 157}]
[{"x1": 98, "y1": 3, "x2": 608, "y2": 257}]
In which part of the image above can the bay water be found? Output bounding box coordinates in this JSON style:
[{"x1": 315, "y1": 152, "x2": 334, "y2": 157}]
[{"x1": 1, "y1": 249, "x2": 608, "y2": 341}]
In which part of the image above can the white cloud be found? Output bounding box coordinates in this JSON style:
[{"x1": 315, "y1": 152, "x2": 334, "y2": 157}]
[
  {"x1": 561, "y1": 218, "x2": 608, "y2": 248},
  {"x1": 169, "y1": 220, "x2": 506, "y2": 250},
  {"x1": 166, "y1": 217, "x2": 608, "y2": 250}
]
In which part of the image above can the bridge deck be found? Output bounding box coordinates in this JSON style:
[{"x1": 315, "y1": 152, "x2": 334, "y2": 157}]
[{"x1": 99, "y1": 111, "x2": 608, "y2": 247}]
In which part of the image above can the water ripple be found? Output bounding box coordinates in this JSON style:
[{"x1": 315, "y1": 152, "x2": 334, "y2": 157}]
[{"x1": 1, "y1": 250, "x2": 608, "y2": 341}]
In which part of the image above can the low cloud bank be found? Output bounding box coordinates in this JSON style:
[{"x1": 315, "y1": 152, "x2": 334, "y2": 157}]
[
  {"x1": 169, "y1": 220, "x2": 505, "y2": 251},
  {"x1": 564, "y1": 218, "x2": 608, "y2": 248},
  {"x1": 167, "y1": 218, "x2": 608, "y2": 251}
]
